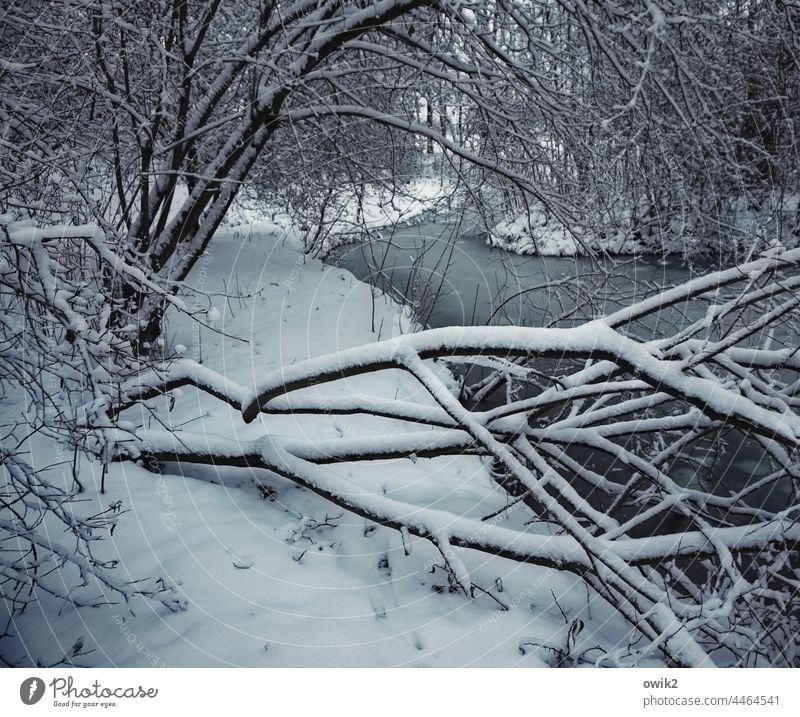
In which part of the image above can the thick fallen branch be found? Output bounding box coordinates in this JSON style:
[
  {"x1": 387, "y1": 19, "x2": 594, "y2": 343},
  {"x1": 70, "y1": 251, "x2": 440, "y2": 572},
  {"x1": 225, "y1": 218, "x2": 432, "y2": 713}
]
[{"x1": 104, "y1": 249, "x2": 800, "y2": 666}]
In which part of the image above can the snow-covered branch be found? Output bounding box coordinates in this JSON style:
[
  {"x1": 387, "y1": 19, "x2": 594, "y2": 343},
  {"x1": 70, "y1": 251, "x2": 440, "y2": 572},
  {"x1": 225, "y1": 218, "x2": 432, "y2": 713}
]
[{"x1": 101, "y1": 247, "x2": 797, "y2": 666}]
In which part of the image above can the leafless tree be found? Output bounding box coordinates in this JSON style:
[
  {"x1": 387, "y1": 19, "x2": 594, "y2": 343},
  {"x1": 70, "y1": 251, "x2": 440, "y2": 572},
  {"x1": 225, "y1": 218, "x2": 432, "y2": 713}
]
[{"x1": 2, "y1": 0, "x2": 799, "y2": 665}]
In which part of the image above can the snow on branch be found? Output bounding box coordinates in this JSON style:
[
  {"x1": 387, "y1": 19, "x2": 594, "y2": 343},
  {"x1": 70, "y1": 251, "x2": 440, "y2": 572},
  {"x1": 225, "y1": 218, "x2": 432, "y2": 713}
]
[{"x1": 112, "y1": 250, "x2": 800, "y2": 666}]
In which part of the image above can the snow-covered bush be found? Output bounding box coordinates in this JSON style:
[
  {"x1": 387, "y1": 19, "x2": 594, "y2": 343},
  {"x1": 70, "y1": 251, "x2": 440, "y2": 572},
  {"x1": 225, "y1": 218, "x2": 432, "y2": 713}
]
[{"x1": 0, "y1": 218, "x2": 187, "y2": 664}]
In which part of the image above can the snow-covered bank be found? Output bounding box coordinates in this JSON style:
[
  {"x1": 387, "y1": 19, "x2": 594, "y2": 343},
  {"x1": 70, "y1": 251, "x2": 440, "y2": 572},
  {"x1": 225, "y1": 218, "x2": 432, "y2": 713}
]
[
  {"x1": 3, "y1": 224, "x2": 647, "y2": 667},
  {"x1": 487, "y1": 205, "x2": 685, "y2": 257},
  {"x1": 226, "y1": 178, "x2": 456, "y2": 257},
  {"x1": 488, "y1": 197, "x2": 800, "y2": 257},
  {"x1": 486, "y1": 210, "x2": 643, "y2": 257}
]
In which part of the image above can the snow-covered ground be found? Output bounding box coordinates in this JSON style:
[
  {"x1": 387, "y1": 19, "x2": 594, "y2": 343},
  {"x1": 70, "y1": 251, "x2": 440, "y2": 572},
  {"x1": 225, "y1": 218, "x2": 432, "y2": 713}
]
[{"x1": 3, "y1": 224, "x2": 649, "y2": 667}]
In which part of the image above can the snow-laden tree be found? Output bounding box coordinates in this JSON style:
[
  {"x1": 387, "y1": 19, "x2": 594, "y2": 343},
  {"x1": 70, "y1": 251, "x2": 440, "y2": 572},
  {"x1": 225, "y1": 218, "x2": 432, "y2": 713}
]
[
  {"x1": 1, "y1": 0, "x2": 799, "y2": 665},
  {"x1": 5, "y1": 1, "x2": 797, "y2": 335}
]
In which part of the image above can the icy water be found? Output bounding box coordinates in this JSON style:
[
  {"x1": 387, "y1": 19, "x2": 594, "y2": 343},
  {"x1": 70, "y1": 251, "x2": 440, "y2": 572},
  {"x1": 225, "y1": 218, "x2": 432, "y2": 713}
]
[
  {"x1": 327, "y1": 222, "x2": 791, "y2": 522},
  {"x1": 326, "y1": 222, "x2": 704, "y2": 330}
]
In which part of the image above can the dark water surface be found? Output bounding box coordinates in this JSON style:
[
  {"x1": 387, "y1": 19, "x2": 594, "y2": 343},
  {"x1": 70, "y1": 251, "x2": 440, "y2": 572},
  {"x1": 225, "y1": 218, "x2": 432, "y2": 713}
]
[{"x1": 327, "y1": 223, "x2": 791, "y2": 519}]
